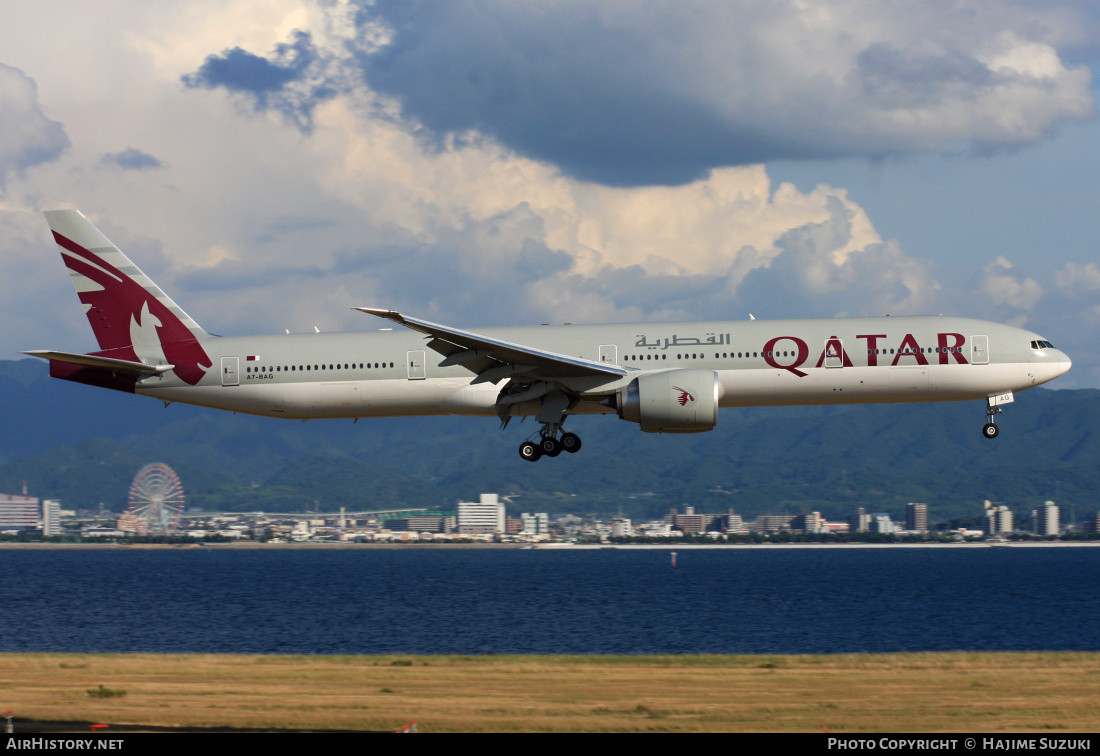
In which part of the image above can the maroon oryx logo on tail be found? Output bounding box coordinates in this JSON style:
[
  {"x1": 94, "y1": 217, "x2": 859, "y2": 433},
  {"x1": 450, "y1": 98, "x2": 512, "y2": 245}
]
[
  {"x1": 672, "y1": 386, "x2": 695, "y2": 406},
  {"x1": 52, "y1": 231, "x2": 212, "y2": 386}
]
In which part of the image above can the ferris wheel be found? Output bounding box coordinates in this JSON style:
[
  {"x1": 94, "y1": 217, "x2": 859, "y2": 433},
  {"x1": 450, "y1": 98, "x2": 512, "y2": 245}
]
[{"x1": 127, "y1": 463, "x2": 185, "y2": 535}]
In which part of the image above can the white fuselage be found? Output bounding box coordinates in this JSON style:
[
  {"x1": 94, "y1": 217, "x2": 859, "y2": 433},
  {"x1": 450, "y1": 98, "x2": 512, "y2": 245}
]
[{"x1": 134, "y1": 315, "x2": 1072, "y2": 421}]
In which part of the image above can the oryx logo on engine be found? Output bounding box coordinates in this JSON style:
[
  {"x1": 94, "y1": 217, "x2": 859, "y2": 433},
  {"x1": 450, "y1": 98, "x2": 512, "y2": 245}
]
[{"x1": 673, "y1": 386, "x2": 695, "y2": 406}]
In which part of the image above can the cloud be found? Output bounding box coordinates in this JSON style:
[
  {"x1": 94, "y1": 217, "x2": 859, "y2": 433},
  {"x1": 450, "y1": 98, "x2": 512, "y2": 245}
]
[
  {"x1": 0, "y1": 63, "x2": 68, "y2": 186},
  {"x1": 182, "y1": 30, "x2": 346, "y2": 131},
  {"x1": 0, "y1": 207, "x2": 88, "y2": 354},
  {"x1": 334, "y1": 0, "x2": 1095, "y2": 185},
  {"x1": 283, "y1": 98, "x2": 913, "y2": 325},
  {"x1": 100, "y1": 148, "x2": 163, "y2": 171},
  {"x1": 0, "y1": 0, "x2": 1093, "y2": 385},
  {"x1": 1055, "y1": 261, "x2": 1100, "y2": 294},
  {"x1": 963, "y1": 255, "x2": 1047, "y2": 323}
]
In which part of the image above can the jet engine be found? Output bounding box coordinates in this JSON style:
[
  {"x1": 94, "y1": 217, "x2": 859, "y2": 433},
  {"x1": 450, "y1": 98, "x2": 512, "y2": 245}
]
[{"x1": 617, "y1": 369, "x2": 720, "y2": 433}]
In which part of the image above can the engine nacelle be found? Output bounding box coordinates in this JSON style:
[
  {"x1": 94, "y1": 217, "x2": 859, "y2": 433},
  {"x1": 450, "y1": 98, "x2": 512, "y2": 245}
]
[{"x1": 618, "y1": 369, "x2": 720, "y2": 433}]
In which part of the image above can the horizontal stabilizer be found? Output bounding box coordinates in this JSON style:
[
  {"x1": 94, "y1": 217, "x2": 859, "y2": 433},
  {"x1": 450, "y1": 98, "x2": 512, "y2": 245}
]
[{"x1": 22, "y1": 350, "x2": 174, "y2": 376}]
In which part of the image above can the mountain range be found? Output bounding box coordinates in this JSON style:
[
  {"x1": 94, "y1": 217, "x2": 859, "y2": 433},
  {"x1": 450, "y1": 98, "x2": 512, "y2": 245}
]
[{"x1": 1, "y1": 359, "x2": 1095, "y2": 525}]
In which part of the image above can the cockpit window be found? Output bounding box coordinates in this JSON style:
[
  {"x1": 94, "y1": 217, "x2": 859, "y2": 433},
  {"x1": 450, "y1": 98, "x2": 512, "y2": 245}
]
[{"x1": 1030, "y1": 340, "x2": 1055, "y2": 350}]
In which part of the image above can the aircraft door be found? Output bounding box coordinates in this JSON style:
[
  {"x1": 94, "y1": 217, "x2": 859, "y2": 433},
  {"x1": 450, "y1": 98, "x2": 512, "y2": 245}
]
[
  {"x1": 971, "y1": 335, "x2": 989, "y2": 365},
  {"x1": 221, "y1": 356, "x2": 239, "y2": 386},
  {"x1": 823, "y1": 338, "x2": 844, "y2": 368},
  {"x1": 407, "y1": 350, "x2": 426, "y2": 380},
  {"x1": 599, "y1": 344, "x2": 618, "y2": 365}
]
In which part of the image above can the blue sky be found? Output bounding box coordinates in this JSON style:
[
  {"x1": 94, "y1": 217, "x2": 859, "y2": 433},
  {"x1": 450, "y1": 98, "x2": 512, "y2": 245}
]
[{"x1": 1, "y1": 0, "x2": 1098, "y2": 386}]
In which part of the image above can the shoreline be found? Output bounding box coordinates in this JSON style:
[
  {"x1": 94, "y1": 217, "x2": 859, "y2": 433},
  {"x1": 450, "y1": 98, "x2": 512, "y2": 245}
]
[{"x1": 1, "y1": 540, "x2": 1099, "y2": 550}]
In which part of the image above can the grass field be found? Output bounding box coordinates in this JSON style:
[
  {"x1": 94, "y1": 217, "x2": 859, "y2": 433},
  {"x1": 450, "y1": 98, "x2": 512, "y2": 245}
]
[{"x1": 2, "y1": 652, "x2": 1099, "y2": 732}]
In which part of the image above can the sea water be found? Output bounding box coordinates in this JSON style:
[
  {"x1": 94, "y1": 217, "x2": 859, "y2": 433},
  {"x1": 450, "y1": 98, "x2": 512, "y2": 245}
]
[{"x1": 2, "y1": 547, "x2": 1097, "y2": 655}]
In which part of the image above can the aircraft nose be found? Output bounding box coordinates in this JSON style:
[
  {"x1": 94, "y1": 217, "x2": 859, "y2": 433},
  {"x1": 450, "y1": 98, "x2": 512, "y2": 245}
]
[{"x1": 1056, "y1": 351, "x2": 1073, "y2": 377}]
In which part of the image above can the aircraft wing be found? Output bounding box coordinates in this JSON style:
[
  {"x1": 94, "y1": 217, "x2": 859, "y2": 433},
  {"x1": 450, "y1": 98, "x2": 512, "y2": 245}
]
[
  {"x1": 22, "y1": 350, "x2": 174, "y2": 376},
  {"x1": 355, "y1": 308, "x2": 627, "y2": 383}
]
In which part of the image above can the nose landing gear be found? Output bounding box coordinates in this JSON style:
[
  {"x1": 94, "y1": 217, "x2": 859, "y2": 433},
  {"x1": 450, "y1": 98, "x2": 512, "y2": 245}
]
[{"x1": 983, "y1": 394, "x2": 1010, "y2": 439}]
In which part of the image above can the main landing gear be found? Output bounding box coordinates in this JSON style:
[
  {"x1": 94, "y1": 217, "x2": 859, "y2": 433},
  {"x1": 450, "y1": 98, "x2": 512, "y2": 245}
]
[{"x1": 518, "y1": 425, "x2": 582, "y2": 462}]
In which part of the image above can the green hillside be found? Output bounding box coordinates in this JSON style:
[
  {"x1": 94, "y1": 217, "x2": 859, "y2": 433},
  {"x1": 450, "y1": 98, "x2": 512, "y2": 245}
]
[{"x1": 1, "y1": 359, "x2": 1095, "y2": 525}]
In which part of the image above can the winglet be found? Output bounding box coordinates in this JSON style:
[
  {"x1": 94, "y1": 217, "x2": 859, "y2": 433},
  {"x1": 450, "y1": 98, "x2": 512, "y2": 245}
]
[{"x1": 355, "y1": 307, "x2": 405, "y2": 324}]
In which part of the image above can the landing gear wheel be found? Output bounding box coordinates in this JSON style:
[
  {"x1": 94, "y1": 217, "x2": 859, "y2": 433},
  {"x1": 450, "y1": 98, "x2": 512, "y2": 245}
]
[
  {"x1": 560, "y1": 432, "x2": 582, "y2": 453},
  {"x1": 519, "y1": 441, "x2": 542, "y2": 461},
  {"x1": 540, "y1": 437, "x2": 563, "y2": 457},
  {"x1": 983, "y1": 423, "x2": 999, "y2": 439}
]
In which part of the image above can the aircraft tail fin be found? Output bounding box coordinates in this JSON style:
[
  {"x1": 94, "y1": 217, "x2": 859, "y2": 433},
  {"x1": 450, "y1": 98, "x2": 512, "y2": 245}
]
[{"x1": 43, "y1": 209, "x2": 212, "y2": 385}]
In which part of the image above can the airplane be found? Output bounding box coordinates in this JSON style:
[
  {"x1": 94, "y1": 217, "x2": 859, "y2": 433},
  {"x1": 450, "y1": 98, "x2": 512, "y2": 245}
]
[{"x1": 25, "y1": 209, "x2": 1072, "y2": 461}]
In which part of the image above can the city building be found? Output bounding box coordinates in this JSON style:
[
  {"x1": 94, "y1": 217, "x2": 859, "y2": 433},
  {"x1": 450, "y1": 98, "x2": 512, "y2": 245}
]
[
  {"x1": 1083, "y1": 512, "x2": 1100, "y2": 533},
  {"x1": 666, "y1": 507, "x2": 706, "y2": 534},
  {"x1": 664, "y1": 507, "x2": 741, "y2": 534},
  {"x1": 521, "y1": 512, "x2": 549, "y2": 535},
  {"x1": 725, "y1": 511, "x2": 746, "y2": 533},
  {"x1": 752, "y1": 514, "x2": 795, "y2": 534},
  {"x1": 984, "y1": 501, "x2": 1014, "y2": 535},
  {"x1": 1033, "y1": 501, "x2": 1060, "y2": 536},
  {"x1": 0, "y1": 493, "x2": 39, "y2": 531},
  {"x1": 385, "y1": 515, "x2": 456, "y2": 533},
  {"x1": 905, "y1": 503, "x2": 928, "y2": 533},
  {"x1": 870, "y1": 514, "x2": 895, "y2": 534},
  {"x1": 116, "y1": 513, "x2": 139, "y2": 533},
  {"x1": 610, "y1": 518, "x2": 633, "y2": 538},
  {"x1": 790, "y1": 512, "x2": 825, "y2": 532},
  {"x1": 848, "y1": 507, "x2": 871, "y2": 533},
  {"x1": 457, "y1": 493, "x2": 505, "y2": 535},
  {"x1": 41, "y1": 499, "x2": 62, "y2": 536}
]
